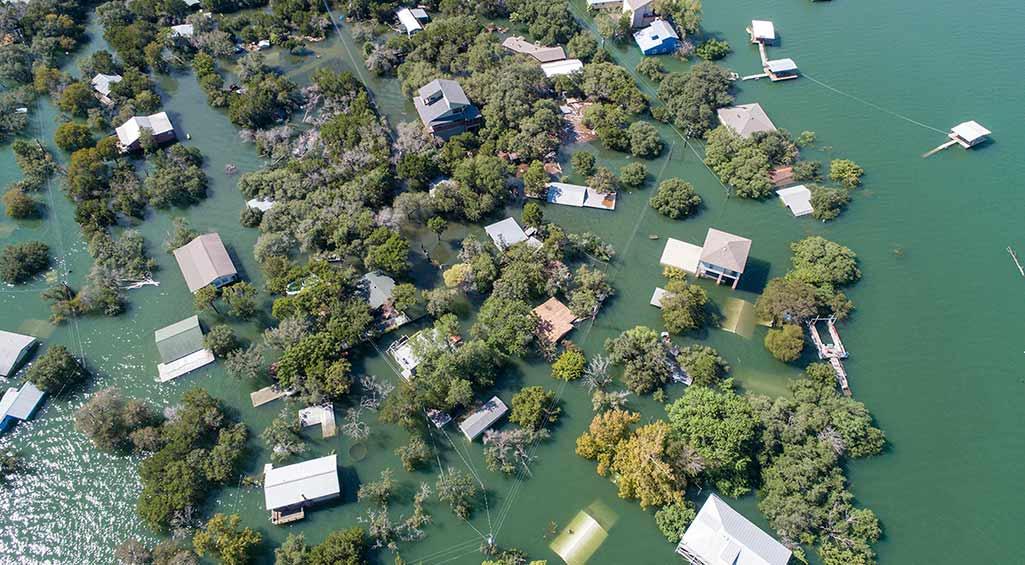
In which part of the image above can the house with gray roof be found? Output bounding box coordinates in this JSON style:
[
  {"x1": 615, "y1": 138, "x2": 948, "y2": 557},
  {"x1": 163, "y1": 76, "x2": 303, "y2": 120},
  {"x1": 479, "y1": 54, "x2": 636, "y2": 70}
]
[
  {"x1": 413, "y1": 79, "x2": 481, "y2": 140},
  {"x1": 697, "y1": 228, "x2": 752, "y2": 289},
  {"x1": 459, "y1": 396, "x2": 508, "y2": 440},
  {"x1": 154, "y1": 315, "x2": 215, "y2": 382},
  {"x1": 264, "y1": 454, "x2": 340, "y2": 524},
  {"x1": 717, "y1": 103, "x2": 777, "y2": 139},
  {"x1": 676, "y1": 493, "x2": 792, "y2": 565},
  {"x1": 173, "y1": 233, "x2": 238, "y2": 293},
  {"x1": 90, "y1": 73, "x2": 122, "y2": 105},
  {"x1": 0, "y1": 330, "x2": 38, "y2": 378},
  {"x1": 0, "y1": 382, "x2": 46, "y2": 434},
  {"x1": 501, "y1": 36, "x2": 567, "y2": 63},
  {"x1": 115, "y1": 111, "x2": 176, "y2": 151}
]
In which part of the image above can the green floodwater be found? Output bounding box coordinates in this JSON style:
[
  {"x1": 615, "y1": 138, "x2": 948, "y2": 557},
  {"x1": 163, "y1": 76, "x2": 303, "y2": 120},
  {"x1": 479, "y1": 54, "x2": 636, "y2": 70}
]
[{"x1": 2, "y1": 0, "x2": 1024, "y2": 563}]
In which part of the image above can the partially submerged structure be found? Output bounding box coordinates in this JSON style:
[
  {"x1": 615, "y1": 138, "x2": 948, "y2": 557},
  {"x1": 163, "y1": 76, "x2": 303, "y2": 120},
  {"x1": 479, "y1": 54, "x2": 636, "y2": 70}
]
[
  {"x1": 484, "y1": 217, "x2": 541, "y2": 250},
  {"x1": 776, "y1": 185, "x2": 813, "y2": 217},
  {"x1": 697, "y1": 228, "x2": 752, "y2": 289},
  {"x1": 676, "y1": 493, "x2": 792, "y2": 565},
  {"x1": 173, "y1": 233, "x2": 239, "y2": 293},
  {"x1": 413, "y1": 79, "x2": 481, "y2": 140},
  {"x1": 154, "y1": 315, "x2": 215, "y2": 382},
  {"x1": 115, "y1": 112, "x2": 176, "y2": 151},
  {"x1": 359, "y1": 271, "x2": 410, "y2": 331},
  {"x1": 299, "y1": 403, "x2": 336, "y2": 438},
  {"x1": 622, "y1": 0, "x2": 655, "y2": 28},
  {"x1": 659, "y1": 238, "x2": 703, "y2": 274},
  {"x1": 0, "y1": 382, "x2": 46, "y2": 434},
  {"x1": 748, "y1": 19, "x2": 776, "y2": 44},
  {"x1": 541, "y1": 59, "x2": 584, "y2": 78},
  {"x1": 396, "y1": 7, "x2": 429, "y2": 35},
  {"x1": 634, "y1": 19, "x2": 679, "y2": 56},
  {"x1": 501, "y1": 36, "x2": 566, "y2": 63},
  {"x1": 949, "y1": 120, "x2": 991, "y2": 148},
  {"x1": 0, "y1": 330, "x2": 38, "y2": 378},
  {"x1": 765, "y1": 58, "x2": 799, "y2": 81},
  {"x1": 717, "y1": 103, "x2": 777, "y2": 139},
  {"x1": 459, "y1": 396, "x2": 508, "y2": 440},
  {"x1": 543, "y1": 182, "x2": 616, "y2": 210},
  {"x1": 533, "y1": 297, "x2": 576, "y2": 343},
  {"x1": 246, "y1": 198, "x2": 275, "y2": 212},
  {"x1": 388, "y1": 329, "x2": 448, "y2": 380},
  {"x1": 90, "y1": 73, "x2": 122, "y2": 105},
  {"x1": 264, "y1": 454, "x2": 340, "y2": 525},
  {"x1": 170, "y1": 23, "x2": 194, "y2": 38},
  {"x1": 649, "y1": 287, "x2": 669, "y2": 308}
]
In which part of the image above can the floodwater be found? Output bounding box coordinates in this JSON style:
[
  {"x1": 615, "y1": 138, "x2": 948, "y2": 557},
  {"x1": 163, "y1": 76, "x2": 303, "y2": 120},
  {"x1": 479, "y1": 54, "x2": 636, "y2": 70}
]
[{"x1": 2, "y1": 0, "x2": 1024, "y2": 563}]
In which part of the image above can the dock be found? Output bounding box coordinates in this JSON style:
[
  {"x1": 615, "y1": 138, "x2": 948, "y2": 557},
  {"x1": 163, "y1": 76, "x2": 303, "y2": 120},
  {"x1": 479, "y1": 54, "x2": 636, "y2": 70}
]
[
  {"x1": 271, "y1": 508, "x2": 305, "y2": 525},
  {"x1": 921, "y1": 139, "x2": 957, "y2": 158},
  {"x1": 741, "y1": 73, "x2": 769, "y2": 81},
  {"x1": 250, "y1": 385, "x2": 292, "y2": 407},
  {"x1": 299, "y1": 403, "x2": 337, "y2": 439},
  {"x1": 808, "y1": 317, "x2": 851, "y2": 395}
]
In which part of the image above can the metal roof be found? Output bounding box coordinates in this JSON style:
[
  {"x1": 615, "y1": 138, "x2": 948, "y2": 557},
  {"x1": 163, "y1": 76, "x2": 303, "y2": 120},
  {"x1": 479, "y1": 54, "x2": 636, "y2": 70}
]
[
  {"x1": 154, "y1": 315, "x2": 205, "y2": 364},
  {"x1": 624, "y1": 0, "x2": 653, "y2": 10},
  {"x1": 716, "y1": 103, "x2": 778, "y2": 139},
  {"x1": 700, "y1": 228, "x2": 752, "y2": 273},
  {"x1": 414, "y1": 79, "x2": 472, "y2": 126},
  {"x1": 170, "y1": 23, "x2": 194, "y2": 37},
  {"x1": 0, "y1": 330, "x2": 37, "y2": 378},
  {"x1": 765, "y1": 58, "x2": 798, "y2": 73},
  {"x1": 950, "y1": 121, "x2": 991, "y2": 142},
  {"x1": 459, "y1": 396, "x2": 508, "y2": 440},
  {"x1": 263, "y1": 454, "x2": 340, "y2": 510},
  {"x1": 0, "y1": 382, "x2": 45, "y2": 422},
  {"x1": 90, "y1": 73, "x2": 122, "y2": 97},
  {"x1": 677, "y1": 493, "x2": 792, "y2": 565},
  {"x1": 173, "y1": 233, "x2": 237, "y2": 293},
  {"x1": 634, "y1": 19, "x2": 679, "y2": 52},
  {"x1": 776, "y1": 185, "x2": 813, "y2": 217},
  {"x1": 359, "y1": 272, "x2": 396, "y2": 310},
  {"x1": 751, "y1": 20, "x2": 775, "y2": 40},
  {"x1": 541, "y1": 59, "x2": 584, "y2": 77},
  {"x1": 485, "y1": 217, "x2": 529, "y2": 249},
  {"x1": 115, "y1": 112, "x2": 174, "y2": 146},
  {"x1": 396, "y1": 8, "x2": 423, "y2": 33},
  {"x1": 659, "y1": 238, "x2": 702, "y2": 274}
]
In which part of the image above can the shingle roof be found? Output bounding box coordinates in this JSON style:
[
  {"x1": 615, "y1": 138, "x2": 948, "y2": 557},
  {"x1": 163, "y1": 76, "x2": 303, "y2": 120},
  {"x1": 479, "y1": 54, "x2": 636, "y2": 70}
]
[
  {"x1": 501, "y1": 36, "x2": 567, "y2": 63},
  {"x1": 532, "y1": 297, "x2": 575, "y2": 343},
  {"x1": 700, "y1": 228, "x2": 752, "y2": 273},
  {"x1": 678, "y1": 493, "x2": 792, "y2": 565},
  {"x1": 0, "y1": 330, "x2": 37, "y2": 378},
  {"x1": 172, "y1": 233, "x2": 238, "y2": 293},
  {"x1": 415, "y1": 79, "x2": 471, "y2": 125},
  {"x1": 154, "y1": 315, "x2": 205, "y2": 364},
  {"x1": 90, "y1": 73, "x2": 122, "y2": 97},
  {"x1": 716, "y1": 103, "x2": 777, "y2": 139},
  {"x1": 115, "y1": 112, "x2": 174, "y2": 146},
  {"x1": 264, "y1": 454, "x2": 340, "y2": 510}
]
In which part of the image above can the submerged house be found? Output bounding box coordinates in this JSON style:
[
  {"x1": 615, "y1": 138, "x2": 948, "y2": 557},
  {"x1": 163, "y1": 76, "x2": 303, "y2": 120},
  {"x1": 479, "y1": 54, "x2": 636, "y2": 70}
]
[
  {"x1": 676, "y1": 493, "x2": 792, "y2": 565},
  {"x1": 717, "y1": 103, "x2": 777, "y2": 139},
  {"x1": 396, "y1": 7, "x2": 429, "y2": 35},
  {"x1": 541, "y1": 59, "x2": 584, "y2": 78},
  {"x1": 634, "y1": 19, "x2": 679, "y2": 56},
  {"x1": 359, "y1": 271, "x2": 411, "y2": 331},
  {"x1": 173, "y1": 233, "x2": 239, "y2": 293},
  {"x1": 90, "y1": 73, "x2": 122, "y2": 105},
  {"x1": 0, "y1": 330, "x2": 38, "y2": 378},
  {"x1": 115, "y1": 112, "x2": 176, "y2": 151},
  {"x1": 622, "y1": 0, "x2": 655, "y2": 28},
  {"x1": 170, "y1": 23, "x2": 194, "y2": 38},
  {"x1": 0, "y1": 382, "x2": 46, "y2": 434},
  {"x1": 264, "y1": 454, "x2": 340, "y2": 525},
  {"x1": 484, "y1": 217, "x2": 541, "y2": 251},
  {"x1": 501, "y1": 36, "x2": 566, "y2": 63},
  {"x1": 459, "y1": 396, "x2": 508, "y2": 440},
  {"x1": 533, "y1": 297, "x2": 576, "y2": 344},
  {"x1": 413, "y1": 79, "x2": 481, "y2": 140},
  {"x1": 697, "y1": 228, "x2": 752, "y2": 289},
  {"x1": 776, "y1": 185, "x2": 813, "y2": 217},
  {"x1": 544, "y1": 182, "x2": 617, "y2": 210},
  {"x1": 154, "y1": 315, "x2": 215, "y2": 382}
]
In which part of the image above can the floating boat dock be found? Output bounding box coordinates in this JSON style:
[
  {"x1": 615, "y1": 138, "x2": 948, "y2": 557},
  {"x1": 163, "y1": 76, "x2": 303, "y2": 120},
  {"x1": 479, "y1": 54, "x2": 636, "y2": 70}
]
[{"x1": 808, "y1": 317, "x2": 851, "y2": 395}]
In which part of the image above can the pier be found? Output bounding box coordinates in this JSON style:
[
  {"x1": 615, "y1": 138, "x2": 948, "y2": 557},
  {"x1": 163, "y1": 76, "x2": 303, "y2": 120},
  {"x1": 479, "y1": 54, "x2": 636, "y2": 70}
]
[
  {"x1": 808, "y1": 317, "x2": 851, "y2": 395},
  {"x1": 271, "y1": 508, "x2": 305, "y2": 525}
]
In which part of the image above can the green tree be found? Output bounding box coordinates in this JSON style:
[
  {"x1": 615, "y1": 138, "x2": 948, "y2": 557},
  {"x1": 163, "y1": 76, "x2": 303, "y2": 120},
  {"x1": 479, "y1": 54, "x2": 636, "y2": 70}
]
[
  {"x1": 308, "y1": 528, "x2": 367, "y2": 565},
  {"x1": 472, "y1": 296, "x2": 537, "y2": 357},
  {"x1": 765, "y1": 324, "x2": 805, "y2": 362},
  {"x1": 57, "y1": 82, "x2": 97, "y2": 117},
  {"x1": 193, "y1": 513, "x2": 261, "y2": 565},
  {"x1": 436, "y1": 467, "x2": 479, "y2": 519},
  {"x1": 612, "y1": 421, "x2": 684, "y2": 508},
  {"x1": 551, "y1": 346, "x2": 586, "y2": 381},
  {"x1": 392, "y1": 283, "x2": 418, "y2": 313},
  {"x1": 74, "y1": 388, "x2": 162, "y2": 453},
  {"x1": 652, "y1": 0, "x2": 702, "y2": 34},
  {"x1": 588, "y1": 166, "x2": 618, "y2": 194},
  {"x1": 649, "y1": 178, "x2": 701, "y2": 219},
  {"x1": 223, "y1": 282, "x2": 258, "y2": 319},
  {"x1": 575, "y1": 409, "x2": 640, "y2": 476},
  {"x1": 677, "y1": 345, "x2": 729, "y2": 387},
  {"x1": 427, "y1": 216, "x2": 448, "y2": 243},
  {"x1": 655, "y1": 500, "x2": 697, "y2": 543},
  {"x1": 695, "y1": 38, "x2": 731, "y2": 60},
  {"x1": 755, "y1": 277, "x2": 820, "y2": 325},
  {"x1": 627, "y1": 121, "x2": 663, "y2": 158},
  {"x1": 0, "y1": 241, "x2": 49, "y2": 284},
  {"x1": 660, "y1": 279, "x2": 709, "y2": 334},
  {"x1": 522, "y1": 201, "x2": 543, "y2": 228},
  {"x1": 619, "y1": 162, "x2": 648, "y2": 188},
  {"x1": 510, "y1": 386, "x2": 560, "y2": 431},
  {"x1": 810, "y1": 185, "x2": 851, "y2": 221},
  {"x1": 395, "y1": 435, "x2": 431, "y2": 471},
  {"x1": 522, "y1": 160, "x2": 548, "y2": 198},
  {"x1": 194, "y1": 284, "x2": 219, "y2": 314},
  {"x1": 605, "y1": 326, "x2": 670, "y2": 394},
  {"x1": 27, "y1": 345, "x2": 88, "y2": 394},
  {"x1": 3, "y1": 188, "x2": 40, "y2": 219},
  {"x1": 657, "y1": 62, "x2": 733, "y2": 136},
  {"x1": 54, "y1": 122, "x2": 94, "y2": 152},
  {"x1": 571, "y1": 152, "x2": 596, "y2": 176},
  {"x1": 205, "y1": 324, "x2": 239, "y2": 357},
  {"x1": 637, "y1": 58, "x2": 666, "y2": 82},
  {"x1": 829, "y1": 159, "x2": 864, "y2": 188},
  {"x1": 274, "y1": 533, "x2": 310, "y2": 565},
  {"x1": 790, "y1": 236, "x2": 861, "y2": 286},
  {"x1": 365, "y1": 228, "x2": 410, "y2": 275}
]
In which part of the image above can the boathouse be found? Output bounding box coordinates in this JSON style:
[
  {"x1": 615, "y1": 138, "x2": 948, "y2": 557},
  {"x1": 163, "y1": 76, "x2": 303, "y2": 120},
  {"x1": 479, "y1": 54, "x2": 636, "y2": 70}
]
[
  {"x1": 115, "y1": 112, "x2": 176, "y2": 152},
  {"x1": 716, "y1": 103, "x2": 777, "y2": 139},
  {"x1": 154, "y1": 315, "x2": 215, "y2": 382},
  {"x1": 264, "y1": 454, "x2": 340, "y2": 524},
  {"x1": 749, "y1": 19, "x2": 775, "y2": 44},
  {"x1": 396, "y1": 7, "x2": 429, "y2": 35},
  {"x1": 413, "y1": 79, "x2": 481, "y2": 140},
  {"x1": 765, "y1": 58, "x2": 799, "y2": 81},
  {"x1": 544, "y1": 182, "x2": 617, "y2": 210},
  {"x1": 949, "y1": 121, "x2": 991, "y2": 148},
  {"x1": 459, "y1": 396, "x2": 508, "y2": 441},
  {"x1": 697, "y1": 228, "x2": 752, "y2": 289},
  {"x1": 633, "y1": 20, "x2": 679, "y2": 56},
  {"x1": 173, "y1": 233, "x2": 239, "y2": 293},
  {"x1": 0, "y1": 330, "x2": 38, "y2": 378},
  {"x1": 541, "y1": 59, "x2": 584, "y2": 77},
  {"x1": 622, "y1": 0, "x2": 655, "y2": 28},
  {"x1": 0, "y1": 382, "x2": 46, "y2": 434},
  {"x1": 776, "y1": 185, "x2": 813, "y2": 217},
  {"x1": 90, "y1": 73, "x2": 122, "y2": 105},
  {"x1": 501, "y1": 36, "x2": 566, "y2": 63},
  {"x1": 484, "y1": 217, "x2": 541, "y2": 250},
  {"x1": 676, "y1": 493, "x2": 792, "y2": 565},
  {"x1": 533, "y1": 297, "x2": 576, "y2": 344}
]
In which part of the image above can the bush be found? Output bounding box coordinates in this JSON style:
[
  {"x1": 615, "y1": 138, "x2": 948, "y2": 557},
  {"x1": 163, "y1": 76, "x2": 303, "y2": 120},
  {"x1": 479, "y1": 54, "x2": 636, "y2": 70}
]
[
  {"x1": 27, "y1": 345, "x2": 88, "y2": 393},
  {"x1": 627, "y1": 121, "x2": 663, "y2": 158},
  {"x1": 636, "y1": 58, "x2": 666, "y2": 81},
  {"x1": 619, "y1": 162, "x2": 648, "y2": 188},
  {"x1": 54, "y1": 122, "x2": 94, "y2": 152},
  {"x1": 650, "y1": 179, "x2": 701, "y2": 219},
  {"x1": 695, "y1": 39, "x2": 731, "y2": 60},
  {"x1": 677, "y1": 345, "x2": 729, "y2": 386},
  {"x1": 588, "y1": 166, "x2": 618, "y2": 194},
  {"x1": 395, "y1": 435, "x2": 431, "y2": 471},
  {"x1": 792, "y1": 160, "x2": 821, "y2": 181},
  {"x1": 205, "y1": 324, "x2": 239, "y2": 357},
  {"x1": 0, "y1": 241, "x2": 49, "y2": 284},
  {"x1": 3, "y1": 188, "x2": 39, "y2": 219},
  {"x1": 810, "y1": 185, "x2": 851, "y2": 221},
  {"x1": 571, "y1": 152, "x2": 596, "y2": 177},
  {"x1": 765, "y1": 324, "x2": 805, "y2": 362},
  {"x1": 551, "y1": 346, "x2": 586, "y2": 381},
  {"x1": 660, "y1": 279, "x2": 709, "y2": 334},
  {"x1": 655, "y1": 500, "x2": 696, "y2": 542},
  {"x1": 829, "y1": 159, "x2": 864, "y2": 188}
]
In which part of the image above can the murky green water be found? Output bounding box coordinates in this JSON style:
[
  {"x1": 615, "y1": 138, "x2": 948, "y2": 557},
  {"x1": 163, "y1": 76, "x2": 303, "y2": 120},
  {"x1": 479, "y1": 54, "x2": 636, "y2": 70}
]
[{"x1": 2, "y1": 0, "x2": 1024, "y2": 563}]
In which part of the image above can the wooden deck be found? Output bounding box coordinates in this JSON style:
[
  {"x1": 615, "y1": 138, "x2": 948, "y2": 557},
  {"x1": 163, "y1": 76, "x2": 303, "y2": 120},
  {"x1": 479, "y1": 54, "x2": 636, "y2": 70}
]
[
  {"x1": 271, "y1": 508, "x2": 305, "y2": 525},
  {"x1": 250, "y1": 385, "x2": 289, "y2": 407}
]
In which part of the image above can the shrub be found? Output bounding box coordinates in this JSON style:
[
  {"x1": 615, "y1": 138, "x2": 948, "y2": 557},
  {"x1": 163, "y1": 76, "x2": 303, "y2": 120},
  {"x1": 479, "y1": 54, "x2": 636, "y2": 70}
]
[
  {"x1": 571, "y1": 152, "x2": 596, "y2": 176},
  {"x1": 27, "y1": 345, "x2": 88, "y2": 393},
  {"x1": 650, "y1": 179, "x2": 701, "y2": 219},
  {"x1": 0, "y1": 241, "x2": 49, "y2": 284},
  {"x1": 619, "y1": 162, "x2": 648, "y2": 188},
  {"x1": 3, "y1": 188, "x2": 39, "y2": 219},
  {"x1": 829, "y1": 159, "x2": 864, "y2": 188},
  {"x1": 765, "y1": 324, "x2": 805, "y2": 362},
  {"x1": 695, "y1": 39, "x2": 731, "y2": 60},
  {"x1": 552, "y1": 346, "x2": 586, "y2": 381}
]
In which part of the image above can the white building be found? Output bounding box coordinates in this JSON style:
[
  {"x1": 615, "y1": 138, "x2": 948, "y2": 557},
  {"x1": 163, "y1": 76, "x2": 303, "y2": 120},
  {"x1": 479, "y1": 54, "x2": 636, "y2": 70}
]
[
  {"x1": 90, "y1": 73, "x2": 123, "y2": 101},
  {"x1": 541, "y1": 59, "x2": 584, "y2": 78},
  {"x1": 749, "y1": 20, "x2": 776, "y2": 44},
  {"x1": 716, "y1": 103, "x2": 777, "y2": 139},
  {"x1": 459, "y1": 396, "x2": 508, "y2": 440},
  {"x1": 622, "y1": 0, "x2": 655, "y2": 28},
  {"x1": 484, "y1": 217, "x2": 541, "y2": 250},
  {"x1": 676, "y1": 493, "x2": 792, "y2": 565},
  {"x1": 115, "y1": 112, "x2": 176, "y2": 151},
  {"x1": 396, "y1": 7, "x2": 429, "y2": 35},
  {"x1": 170, "y1": 24, "x2": 194, "y2": 38},
  {"x1": 776, "y1": 185, "x2": 813, "y2": 217},
  {"x1": 263, "y1": 454, "x2": 341, "y2": 519},
  {"x1": 0, "y1": 330, "x2": 37, "y2": 378},
  {"x1": 949, "y1": 120, "x2": 991, "y2": 148}
]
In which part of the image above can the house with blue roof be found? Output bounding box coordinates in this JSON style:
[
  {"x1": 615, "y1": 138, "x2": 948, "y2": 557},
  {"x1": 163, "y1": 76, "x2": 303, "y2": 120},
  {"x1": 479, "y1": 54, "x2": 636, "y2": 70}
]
[
  {"x1": 633, "y1": 19, "x2": 680, "y2": 56},
  {"x1": 0, "y1": 382, "x2": 46, "y2": 435}
]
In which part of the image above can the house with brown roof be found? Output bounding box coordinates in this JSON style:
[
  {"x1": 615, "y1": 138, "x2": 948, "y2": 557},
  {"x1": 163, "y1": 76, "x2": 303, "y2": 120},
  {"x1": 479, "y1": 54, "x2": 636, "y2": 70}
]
[
  {"x1": 697, "y1": 228, "x2": 752, "y2": 289},
  {"x1": 501, "y1": 36, "x2": 567, "y2": 63},
  {"x1": 533, "y1": 297, "x2": 576, "y2": 343},
  {"x1": 173, "y1": 233, "x2": 239, "y2": 293}
]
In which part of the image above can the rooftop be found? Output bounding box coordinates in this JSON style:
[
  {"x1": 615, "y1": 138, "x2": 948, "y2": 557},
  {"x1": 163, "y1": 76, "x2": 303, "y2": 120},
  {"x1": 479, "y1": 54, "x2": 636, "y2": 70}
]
[
  {"x1": 0, "y1": 330, "x2": 37, "y2": 378},
  {"x1": 485, "y1": 217, "x2": 533, "y2": 250},
  {"x1": 700, "y1": 228, "x2": 752, "y2": 273},
  {"x1": 541, "y1": 59, "x2": 584, "y2": 78},
  {"x1": 359, "y1": 272, "x2": 397, "y2": 310},
  {"x1": 717, "y1": 103, "x2": 777, "y2": 139},
  {"x1": 170, "y1": 23, "x2": 194, "y2": 37},
  {"x1": 415, "y1": 79, "x2": 473, "y2": 125},
  {"x1": 154, "y1": 315, "x2": 205, "y2": 364},
  {"x1": 650, "y1": 287, "x2": 670, "y2": 308},
  {"x1": 634, "y1": 19, "x2": 679, "y2": 52},
  {"x1": 396, "y1": 7, "x2": 425, "y2": 33},
  {"x1": 501, "y1": 36, "x2": 567, "y2": 63},
  {"x1": 624, "y1": 0, "x2": 653, "y2": 10},
  {"x1": 0, "y1": 382, "x2": 45, "y2": 423},
  {"x1": 750, "y1": 19, "x2": 775, "y2": 40},
  {"x1": 765, "y1": 58, "x2": 798, "y2": 73},
  {"x1": 264, "y1": 454, "x2": 340, "y2": 511},
  {"x1": 776, "y1": 185, "x2": 813, "y2": 217},
  {"x1": 533, "y1": 297, "x2": 576, "y2": 343},
  {"x1": 659, "y1": 238, "x2": 702, "y2": 274},
  {"x1": 545, "y1": 182, "x2": 617, "y2": 210},
  {"x1": 115, "y1": 112, "x2": 174, "y2": 147},
  {"x1": 459, "y1": 396, "x2": 508, "y2": 440},
  {"x1": 950, "y1": 120, "x2": 991, "y2": 142},
  {"x1": 90, "y1": 73, "x2": 122, "y2": 97},
  {"x1": 172, "y1": 233, "x2": 238, "y2": 293},
  {"x1": 677, "y1": 493, "x2": 792, "y2": 565}
]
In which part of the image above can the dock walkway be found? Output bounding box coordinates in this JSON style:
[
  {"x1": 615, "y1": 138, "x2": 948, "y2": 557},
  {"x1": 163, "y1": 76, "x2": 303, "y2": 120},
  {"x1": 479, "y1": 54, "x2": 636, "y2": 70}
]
[
  {"x1": 808, "y1": 317, "x2": 852, "y2": 396},
  {"x1": 251, "y1": 385, "x2": 292, "y2": 407}
]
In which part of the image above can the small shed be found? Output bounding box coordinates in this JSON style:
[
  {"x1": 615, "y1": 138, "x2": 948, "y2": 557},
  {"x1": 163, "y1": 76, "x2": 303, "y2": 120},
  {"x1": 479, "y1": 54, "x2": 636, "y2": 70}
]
[
  {"x1": 749, "y1": 20, "x2": 775, "y2": 43},
  {"x1": 154, "y1": 315, "x2": 215, "y2": 382},
  {"x1": 0, "y1": 330, "x2": 38, "y2": 378},
  {"x1": 659, "y1": 238, "x2": 702, "y2": 274},
  {"x1": 90, "y1": 73, "x2": 123, "y2": 100},
  {"x1": 765, "y1": 58, "x2": 799, "y2": 81},
  {"x1": 697, "y1": 228, "x2": 752, "y2": 289},
  {"x1": 484, "y1": 217, "x2": 541, "y2": 250},
  {"x1": 501, "y1": 36, "x2": 567, "y2": 63},
  {"x1": 544, "y1": 182, "x2": 616, "y2": 210},
  {"x1": 173, "y1": 233, "x2": 239, "y2": 292},
  {"x1": 716, "y1": 103, "x2": 777, "y2": 139},
  {"x1": 676, "y1": 493, "x2": 792, "y2": 565},
  {"x1": 0, "y1": 382, "x2": 46, "y2": 433},
  {"x1": 264, "y1": 454, "x2": 340, "y2": 519},
  {"x1": 459, "y1": 396, "x2": 508, "y2": 441},
  {"x1": 949, "y1": 121, "x2": 991, "y2": 148},
  {"x1": 649, "y1": 287, "x2": 670, "y2": 308},
  {"x1": 541, "y1": 59, "x2": 584, "y2": 78},
  {"x1": 533, "y1": 297, "x2": 576, "y2": 343},
  {"x1": 396, "y1": 7, "x2": 428, "y2": 35},
  {"x1": 633, "y1": 19, "x2": 679, "y2": 56},
  {"x1": 777, "y1": 185, "x2": 813, "y2": 217}
]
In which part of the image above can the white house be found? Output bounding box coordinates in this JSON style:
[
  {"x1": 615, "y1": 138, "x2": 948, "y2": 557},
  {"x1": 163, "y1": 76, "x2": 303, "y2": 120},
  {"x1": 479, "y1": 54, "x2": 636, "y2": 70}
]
[
  {"x1": 633, "y1": 19, "x2": 679, "y2": 55},
  {"x1": 0, "y1": 330, "x2": 37, "y2": 378},
  {"x1": 484, "y1": 217, "x2": 541, "y2": 250},
  {"x1": 115, "y1": 112, "x2": 176, "y2": 151},
  {"x1": 676, "y1": 493, "x2": 792, "y2": 565},
  {"x1": 396, "y1": 7, "x2": 429, "y2": 35},
  {"x1": 264, "y1": 454, "x2": 340, "y2": 523},
  {"x1": 776, "y1": 185, "x2": 813, "y2": 217},
  {"x1": 90, "y1": 73, "x2": 122, "y2": 104},
  {"x1": 540, "y1": 59, "x2": 584, "y2": 78}
]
